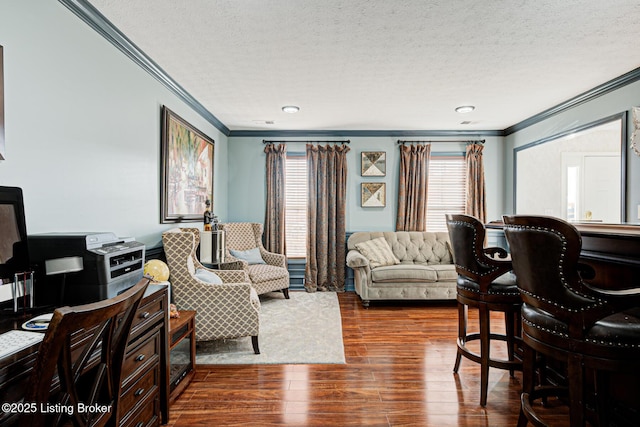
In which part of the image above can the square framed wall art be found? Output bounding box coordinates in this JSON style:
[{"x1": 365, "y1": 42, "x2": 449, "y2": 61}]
[
  {"x1": 361, "y1": 151, "x2": 386, "y2": 176},
  {"x1": 361, "y1": 182, "x2": 386, "y2": 207}
]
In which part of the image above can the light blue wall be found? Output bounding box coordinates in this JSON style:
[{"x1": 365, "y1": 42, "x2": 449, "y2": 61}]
[
  {"x1": 504, "y1": 80, "x2": 640, "y2": 223},
  {"x1": 0, "y1": 0, "x2": 229, "y2": 248},
  {"x1": 228, "y1": 136, "x2": 506, "y2": 231}
]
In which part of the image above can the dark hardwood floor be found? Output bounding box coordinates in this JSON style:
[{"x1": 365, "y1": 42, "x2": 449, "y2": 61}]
[{"x1": 167, "y1": 292, "x2": 570, "y2": 426}]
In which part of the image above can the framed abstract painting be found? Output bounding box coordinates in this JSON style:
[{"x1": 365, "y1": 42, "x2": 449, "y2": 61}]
[
  {"x1": 361, "y1": 182, "x2": 386, "y2": 207},
  {"x1": 361, "y1": 151, "x2": 386, "y2": 176},
  {"x1": 160, "y1": 106, "x2": 214, "y2": 223}
]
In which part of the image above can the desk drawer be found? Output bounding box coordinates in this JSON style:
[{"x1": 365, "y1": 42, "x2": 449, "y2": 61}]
[
  {"x1": 120, "y1": 364, "x2": 159, "y2": 418},
  {"x1": 122, "y1": 328, "x2": 161, "y2": 387},
  {"x1": 130, "y1": 294, "x2": 166, "y2": 341},
  {"x1": 121, "y1": 393, "x2": 160, "y2": 427}
]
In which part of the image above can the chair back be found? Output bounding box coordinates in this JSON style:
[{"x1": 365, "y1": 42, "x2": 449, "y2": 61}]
[
  {"x1": 502, "y1": 215, "x2": 601, "y2": 326},
  {"x1": 162, "y1": 228, "x2": 201, "y2": 292},
  {"x1": 20, "y1": 278, "x2": 150, "y2": 427},
  {"x1": 218, "y1": 222, "x2": 263, "y2": 251},
  {"x1": 446, "y1": 214, "x2": 511, "y2": 287}
]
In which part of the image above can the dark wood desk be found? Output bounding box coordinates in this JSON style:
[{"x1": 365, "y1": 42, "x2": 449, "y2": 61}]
[{"x1": 0, "y1": 284, "x2": 170, "y2": 427}]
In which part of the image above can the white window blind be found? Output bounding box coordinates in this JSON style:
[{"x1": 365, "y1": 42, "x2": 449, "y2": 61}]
[
  {"x1": 285, "y1": 155, "x2": 307, "y2": 258},
  {"x1": 426, "y1": 155, "x2": 466, "y2": 232}
]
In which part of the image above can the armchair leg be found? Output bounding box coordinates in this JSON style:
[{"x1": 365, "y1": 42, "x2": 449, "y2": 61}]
[
  {"x1": 252, "y1": 336, "x2": 260, "y2": 354},
  {"x1": 282, "y1": 288, "x2": 290, "y2": 299}
]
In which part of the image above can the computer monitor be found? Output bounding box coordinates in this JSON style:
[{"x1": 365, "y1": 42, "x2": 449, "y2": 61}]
[{"x1": 0, "y1": 186, "x2": 30, "y2": 306}]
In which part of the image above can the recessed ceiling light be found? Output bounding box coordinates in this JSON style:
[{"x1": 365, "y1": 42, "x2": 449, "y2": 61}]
[
  {"x1": 455, "y1": 105, "x2": 475, "y2": 114},
  {"x1": 282, "y1": 105, "x2": 300, "y2": 114}
]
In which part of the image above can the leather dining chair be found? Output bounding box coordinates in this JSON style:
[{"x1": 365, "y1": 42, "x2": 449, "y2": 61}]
[
  {"x1": 503, "y1": 215, "x2": 640, "y2": 427},
  {"x1": 446, "y1": 214, "x2": 523, "y2": 406},
  {"x1": 19, "y1": 277, "x2": 150, "y2": 427}
]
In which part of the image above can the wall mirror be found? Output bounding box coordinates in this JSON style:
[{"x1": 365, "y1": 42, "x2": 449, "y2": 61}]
[{"x1": 514, "y1": 112, "x2": 627, "y2": 223}]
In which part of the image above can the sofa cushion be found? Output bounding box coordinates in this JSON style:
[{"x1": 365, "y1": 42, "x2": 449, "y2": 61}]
[
  {"x1": 425, "y1": 264, "x2": 458, "y2": 281},
  {"x1": 355, "y1": 237, "x2": 400, "y2": 268},
  {"x1": 372, "y1": 264, "x2": 439, "y2": 283}
]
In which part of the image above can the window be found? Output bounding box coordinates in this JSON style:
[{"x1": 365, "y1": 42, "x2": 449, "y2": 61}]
[
  {"x1": 426, "y1": 155, "x2": 466, "y2": 232},
  {"x1": 284, "y1": 154, "x2": 307, "y2": 258}
]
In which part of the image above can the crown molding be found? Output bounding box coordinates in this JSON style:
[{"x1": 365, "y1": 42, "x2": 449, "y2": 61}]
[
  {"x1": 228, "y1": 129, "x2": 505, "y2": 138},
  {"x1": 504, "y1": 67, "x2": 640, "y2": 135},
  {"x1": 59, "y1": 0, "x2": 230, "y2": 136},
  {"x1": 60, "y1": 0, "x2": 640, "y2": 139}
]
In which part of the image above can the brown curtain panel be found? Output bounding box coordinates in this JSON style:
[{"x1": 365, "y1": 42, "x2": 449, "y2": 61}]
[
  {"x1": 305, "y1": 143, "x2": 350, "y2": 292},
  {"x1": 264, "y1": 143, "x2": 287, "y2": 254},
  {"x1": 396, "y1": 144, "x2": 431, "y2": 231},
  {"x1": 465, "y1": 143, "x2": 486, "y2": 223}
]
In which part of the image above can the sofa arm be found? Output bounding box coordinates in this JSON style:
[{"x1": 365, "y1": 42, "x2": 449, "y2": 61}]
[{"x1": 347, "y1": 250, "x2": 370, "y2": 268}]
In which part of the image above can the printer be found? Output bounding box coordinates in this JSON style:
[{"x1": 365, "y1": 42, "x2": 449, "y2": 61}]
[{"x1": 28, "y1": 232, "x2": 146, "y2": 305}]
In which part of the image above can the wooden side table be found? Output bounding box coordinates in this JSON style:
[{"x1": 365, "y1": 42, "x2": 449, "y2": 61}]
[{"x1": 168, "y1": 310, "x2": 196, "y2": 405}]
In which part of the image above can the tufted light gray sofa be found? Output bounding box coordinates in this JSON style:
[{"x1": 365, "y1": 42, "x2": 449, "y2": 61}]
[{"x1": 346, "y1": 231, "x2": 457, "y2": 307}]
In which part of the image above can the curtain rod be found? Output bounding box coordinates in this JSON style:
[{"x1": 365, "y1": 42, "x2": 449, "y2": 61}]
[
  {"x1": 397, "y1": 139, "x2": 485, "y2": 145},
  {"x1": 262, "y1": 139, "x2": 350, "y2": 144}
]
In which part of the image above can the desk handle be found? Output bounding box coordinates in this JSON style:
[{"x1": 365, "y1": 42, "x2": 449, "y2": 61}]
[
  {"x1": 135, "y1": 354, "x2": 145, "y2": 362},
  {"x1": 139, "y1": 311, "x2": 150, "y2": 319},
  {"x1": 134, "y1": 387, "x2": 145, "y2": 397}
]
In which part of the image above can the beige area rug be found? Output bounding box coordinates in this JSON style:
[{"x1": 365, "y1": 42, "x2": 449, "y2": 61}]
[{"x1": 195, "y1": 291, "x2": 346, "y2": 364}]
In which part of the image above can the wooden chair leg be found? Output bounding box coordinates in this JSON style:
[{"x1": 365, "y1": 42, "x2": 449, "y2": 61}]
[
  {"x1": 595, "y1": 369, "x2": 609, "y2": 427},
  {"x1": 252, "y1": 336, "x2": 260, "y2": 354},
  {"x1": 518, "y1": 344, "x2": 536, "y2": 427},
  {"x1": 479, "y1": 305, "x2": 490, "y2": 406},
  {"x1": 282, "y1": 288, "x2": 290, "y2": 299},
  {"x1": 453, "y1": 302, "x2": 467, "y2": 373},
  {"x1": 505, "y1": 311, "x2": 516, "y2": 377},
  {"x1": 567, "y1": 353, "x2": 585, "y2": 427}
]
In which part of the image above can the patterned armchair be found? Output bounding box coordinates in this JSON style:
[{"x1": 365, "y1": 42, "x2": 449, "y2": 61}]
[
  {"x1": 218, "y1": 222, "x2": 290, "y2": 298},
  {"x1": 162, "y1": 228, "x2": 260, "y2": 353}
]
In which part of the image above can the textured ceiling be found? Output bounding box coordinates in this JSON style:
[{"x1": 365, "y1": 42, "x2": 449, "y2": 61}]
[{"x1": 87, "y1": 0, "x2": 640, "y2": 132}]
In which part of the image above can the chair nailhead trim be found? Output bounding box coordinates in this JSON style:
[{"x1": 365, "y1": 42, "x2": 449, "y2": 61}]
[
  {"x1": 449, "y1": 220, "x2": 499, "y2": 275},
  {"x1": 522, "y1": 318, "x2": 569, "y2": 338},
  {"x1": 525, "y1": 319, "x2": 640, "y2": 348},
  {"x1": 458, "y1": 284, "x2": 519, "y2": 296},
  {"x1": 585, "y1": 337, "x2": 640, "y2": 348},
  {"x1": 507, "y1": 224, "x2": 606, "y2": 313}
]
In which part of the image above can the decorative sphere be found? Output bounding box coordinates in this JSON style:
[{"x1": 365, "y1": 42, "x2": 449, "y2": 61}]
[{"x1": 144, "y1": 260, "x2": 170, "y2": 282}]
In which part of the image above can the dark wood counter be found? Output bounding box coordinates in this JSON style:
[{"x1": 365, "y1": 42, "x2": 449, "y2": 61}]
[
  {"x1": 573, "y1": 223, "x2": 640, "y2": 290},
  {"x1": 487, "y1": 221, "x2": 640, "y2": 290}
]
